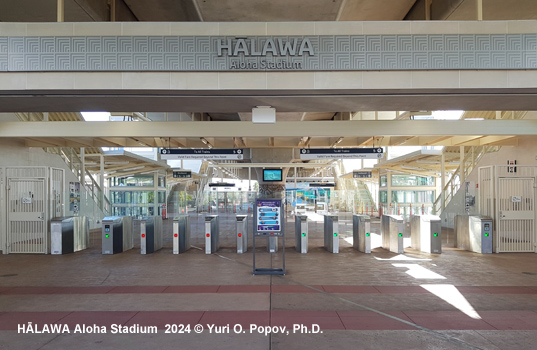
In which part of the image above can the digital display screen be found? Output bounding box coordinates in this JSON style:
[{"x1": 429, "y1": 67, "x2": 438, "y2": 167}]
[
  {"x1": 263, "y1": 169, "x2": 282, "y2": 182},
  {"x1": 256, "y1": 200, "x2": 281, "y2": 232}
]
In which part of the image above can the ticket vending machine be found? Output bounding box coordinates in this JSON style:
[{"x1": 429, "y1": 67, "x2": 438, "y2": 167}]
[
  {"x1": 173, "y1": 215, "x2": 191, "y2": 254},
  {"x1": 236, "y1": 215, "x2": 248, "y2": 254},
  {"x1": 140, "y1": 216, "x2": 163, "y2": 254},
  {"x1": 205, "y1": 215, "x2": 220, "y2": 254},
  {"x1": 324, "y1": 215, "x2": 339, "y2": 254},
  {"x1": 253, "y1": 198, "x2": 285, "y2": 275},
  {"x1": 102, "y1": 216, "x2": 133, "y2": 254},
  {"x1": 295, "y1": 215, "x2": 308, "y2": 254},
  {"x1": 410, "y1": 215, "x2": 442, "y2": 254},
  {"x1": 353, "y1": 215, "x2": 371, "y2": 254}
]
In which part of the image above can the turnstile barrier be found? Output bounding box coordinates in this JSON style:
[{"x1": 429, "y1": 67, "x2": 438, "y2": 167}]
[
  {"x1": 295, "y1": 215, "x2": 308, "y2": 254},
  {"x1": 205, "y1": 215, "x2": 220, "y2": 254},
  {"x1": 353, "y1": 215, "x2": 371, "y2": 253},
  {"x1": 236, "y1": 214, "x2": 248, "y2": 254},
  {"x1": 102, "y1": 216, "x2": 133, "y2": 254},
  {"x1": 381, "y1": 215, "x2": 404, "y2": 254},
  {"x1": 173, "y1": 215, "x2": 191, "y2": 254},
  {"x1": 141, "y1": 216, "x2": 163, "y2": 254},
  {"x1": 267, "y1": 236, "x2": 278, "y2": 253},
  {"x1": 324, "y1": 214, "x2": 339, "y2": 253},
  {"x1": 455, "y1": 215, "x2": 493, "y2": 253},
  {"x1": 51, "y1": 216, "x2": 89, "y2": 254},
  {"x1": 410, "y1": 215, "x2": 442, "y2": 254}
]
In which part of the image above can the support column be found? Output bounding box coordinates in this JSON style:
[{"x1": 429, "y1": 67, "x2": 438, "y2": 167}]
[
  {"x1": 81, "y1": 147, "x2": 85, "y2": 184},
  {"x1": 477, "y1": 0, "x2": 483, "y2": 20},
  {"x1": 57, "y1": 0, "x2": 65, "y2": 22},
  {"x1": 460, "y1": 146, "x2": 465, "y2": 186},
  {"x1": 441, "y1": 153, "x2": 446, "y2": 212},
  {"x1": 110, "y1": 0, "x2": 116, "y2": 22},
  {"x1": 248, "y1": 167, "x2": 251, "y2": 191},
  {"x1": 100, "y1": 154, "x2": 105, "y2": 211}
]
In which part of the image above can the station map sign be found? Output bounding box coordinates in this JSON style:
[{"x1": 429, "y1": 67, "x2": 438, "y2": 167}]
[
  {"x1": 160, "y1": 148, "x2": 244, "y2": 160},
  {"x1": 256, "y1": 199, "x2": 281, "y2": 232},
  {"x1": 300, "y1": 148, "x2": 383, "y2": 160}
]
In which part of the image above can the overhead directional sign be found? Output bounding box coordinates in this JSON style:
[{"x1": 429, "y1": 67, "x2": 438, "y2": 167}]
[
  {"x1": 353, "y1": 171, "x2": 372, "y2": 178},
  {"x1": 173, "y1": 171, "x2": 192, "y2": 178},
  {"x1": 160, "y1": 148, "x2": 245, "y2": 160},
  {"x1": 300, "y1": 148, "x2": 383, "y2": 160}
]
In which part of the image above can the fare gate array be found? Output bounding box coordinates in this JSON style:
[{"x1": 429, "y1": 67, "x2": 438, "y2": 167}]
[
  {"x1": 102, "y1": 216, "x2": 133, "y2": 254},
  {"x1": 455, "y1": 215, "x2": 493, "y2": 254},
  {"x1": 410, "y1": 215, "x2": 442, "y2": 254},
  {"x1": 353, "y1": 215, "x2": 371, "y2": 254},
  {"x1": 381, "y1": 215, "x2": 404, "y2": 254},
  {"x1": 50, "y1": 216, "x2": 89, "y2": 255},
  {"x1": 173, "y1": 215, "x2": 191, "y2": 254},
  {"x1": 205, "y1": 215, "x2": 220, "y2": 254},
  {"x1": 324, "y1": 215, "x2": 339, "y2": 254},
  {"x1": 236, "y1": 215, "x2": 248, "y2": 254},
  {"x1": 140, "y1": 216, "x2": 163, "y2": 254},
  {"x1": 295, "y1": 215, "x2": 308, "y2": 254}
]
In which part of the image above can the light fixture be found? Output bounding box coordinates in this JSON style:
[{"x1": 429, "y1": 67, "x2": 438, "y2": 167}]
[
  {"x1": 200, "y1": 137, "x2": 213, "y2": 149},
  {"x1": 252, "y1": 106, "x2": 276, "y2": 123}
]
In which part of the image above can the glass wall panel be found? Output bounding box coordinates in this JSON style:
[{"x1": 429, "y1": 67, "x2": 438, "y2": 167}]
[
  {"x1": 391, "y1": 190, "x2": 435, "y2": 203},
  {"x1": 391, "y1": 175, "x2": 435, "y2": 187},
  {"x1": 380, "y1": 175, "x2": 388, "y2": 187}
]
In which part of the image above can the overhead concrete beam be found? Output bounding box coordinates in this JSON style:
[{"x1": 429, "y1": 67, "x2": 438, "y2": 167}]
[{"x1": 1, "y1": 120, "x2": 536, "y2": 138}]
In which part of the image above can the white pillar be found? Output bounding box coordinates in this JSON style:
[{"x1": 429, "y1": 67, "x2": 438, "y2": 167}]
[
  {"x1": 57, "y1": 0, "x2": 64, "y2": 22},
  {"x1": 80, "y1": 147, "x2": 85, "y2": 184},
  {"x1": 460, "y1": 146, "x2": 465, "y2": 186},
  {"x1": 441, "y1": 153, "x2": 446, "y2": 212},
  {"x1": 477, "y1": 0, "x2": 483, "y2": 20},
  {"x1": 100, "y1": 154, "x2": 105, "y2": 211}
]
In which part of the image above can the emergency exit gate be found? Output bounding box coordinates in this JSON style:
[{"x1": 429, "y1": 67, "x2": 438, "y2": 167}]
[
  {"x1": 479, "y1": 166, "x2": 537, "y2": 253},
  {"x1": 4, "y1": 167, "x2": 64, "y2": 254}
]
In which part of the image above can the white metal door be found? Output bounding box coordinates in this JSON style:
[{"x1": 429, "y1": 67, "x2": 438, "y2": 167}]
[
  {"x1": 497, "y1": 177, "x2": 535, "y2": 252},
  {"x1": 7, "y1": 178, "x2": 47, "y2": 253}
]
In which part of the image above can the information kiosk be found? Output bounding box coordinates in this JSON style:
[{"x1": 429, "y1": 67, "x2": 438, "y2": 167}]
[{"x1": 253, "y1": 198, "x2": 285, "y2": 275}]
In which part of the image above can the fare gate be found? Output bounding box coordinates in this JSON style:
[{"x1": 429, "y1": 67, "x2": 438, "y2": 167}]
[
  {"x1": 102, "y1": 216, "x2": 134, "y2": 254},
  {"x1": 410, "y1": 215, "x2": 442, "y2": 254},
  {"x1": 236, "y1": 215, "x2": 248, "y2": 254},
  {"x1": 205, "y1": 215, "x2": 220, "y2": 254},
  {"x1": 295, "y1": 215, "x2": 308, "y2": 253},
  {"x1": 140, "y1": 216, "x2": 163, "y2": 254},
  {"x1": 353, "y1": 215, "x2": 371, "y2": 253},
  {"x1": 324, "y1": 215, "x2": 339, "y2": 254},
  {"x1": 51, "y1": 216, "x2": 89, "y2": 254},
  {"x1": 381, "y1": 215, "x2": 404, "y2": 254},
  {"x1": 173, "y1": 215, "x2": 191, "y2": 254},
  {"x1": 455, "y1": 215, "x2": 493, "y2": 254}
]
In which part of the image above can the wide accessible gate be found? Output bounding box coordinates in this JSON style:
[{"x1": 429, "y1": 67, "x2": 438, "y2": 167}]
[
  {"x1": 479, "y1": 166, "x2": 537, "y2": 253},
  {"x1": 6, "y1": 167, "x2": 49, "y2": 254}
]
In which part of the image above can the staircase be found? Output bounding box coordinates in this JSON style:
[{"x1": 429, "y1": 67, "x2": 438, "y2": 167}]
[{"x1": 433, "y1": 110, "x2": 527, "y2": 214}]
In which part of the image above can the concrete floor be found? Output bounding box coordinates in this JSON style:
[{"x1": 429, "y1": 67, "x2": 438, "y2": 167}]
[{"x1": 2, "y1": 212, "x2": 537, "y2": 349}]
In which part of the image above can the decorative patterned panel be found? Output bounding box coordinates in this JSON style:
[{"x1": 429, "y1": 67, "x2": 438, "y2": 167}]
[{"x1": 0, "y1": 34, "x2": 536, "y2": 72}]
